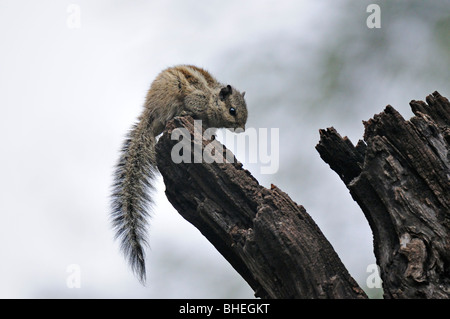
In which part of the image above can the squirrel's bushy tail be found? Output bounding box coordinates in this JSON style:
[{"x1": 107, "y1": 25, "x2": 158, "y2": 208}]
[{"x1": 110, "y1": 117, "x2": 156, "y2": 283}]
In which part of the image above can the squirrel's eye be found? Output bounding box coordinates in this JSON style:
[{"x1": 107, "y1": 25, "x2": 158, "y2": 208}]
[{"x1": 229, "y1": 107, "x2": 236, "y2": 116}]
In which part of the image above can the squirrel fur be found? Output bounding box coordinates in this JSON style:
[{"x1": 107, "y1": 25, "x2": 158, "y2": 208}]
[{"x1": 111, "y1": 65, "x2": 248, "y2": 283}]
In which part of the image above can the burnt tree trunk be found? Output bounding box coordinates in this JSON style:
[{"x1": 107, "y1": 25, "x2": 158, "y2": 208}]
[
  {"x1": 155, "y1": 116, "x2": 366, "y2": 299},
  {"x1": 155, "y1": 91, "x2": 449, "y2": 299},
  {"x1": 316, "y1": 91, "x2": 450, "y2": 298}
]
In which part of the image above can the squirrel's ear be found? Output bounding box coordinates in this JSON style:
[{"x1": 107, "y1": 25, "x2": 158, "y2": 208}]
[
  {"x1": 242, "y1": 91, "x2": 246, "y2": 97},
  {"x1": 219, "y1": 85, "x2": 232, "y2": 101}
]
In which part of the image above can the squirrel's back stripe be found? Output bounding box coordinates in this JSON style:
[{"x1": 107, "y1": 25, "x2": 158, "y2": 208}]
[
  {"x1": 174, "y1": 65, "x2": 217, "y2": 91},
  {"x1": 185, "y1": 65, "x2": 217, "y2": 87}
]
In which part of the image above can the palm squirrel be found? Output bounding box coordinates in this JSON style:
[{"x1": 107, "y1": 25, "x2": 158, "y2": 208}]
[{"x1": 111, "y1": 65, "x2": 248, "y2": 283}]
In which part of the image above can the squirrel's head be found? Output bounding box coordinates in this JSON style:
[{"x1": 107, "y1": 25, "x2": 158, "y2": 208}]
[{"x1": 212, "y1": 85, "x2": 248, "y2": 132}]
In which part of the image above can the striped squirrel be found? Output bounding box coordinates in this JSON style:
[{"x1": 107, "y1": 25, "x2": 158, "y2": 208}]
[{"x1": 111, "y1": 65, "x2": 248, "y2": 283}]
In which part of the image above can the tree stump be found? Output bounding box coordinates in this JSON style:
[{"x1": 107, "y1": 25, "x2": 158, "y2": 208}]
[
  {"x1": 155, "y1": 91, "x2": 449, "y2": 299},
  {"x1": 316, "y1": 91, "x2": 450, "y2": 298},
  {"x1": 156, "y1": 117, "x2": 366, "y2": 299}
]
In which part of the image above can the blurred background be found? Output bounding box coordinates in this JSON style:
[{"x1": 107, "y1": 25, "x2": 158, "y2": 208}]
[{"x1": 0, "y1": 0, "x2": 449, "y2": 298}]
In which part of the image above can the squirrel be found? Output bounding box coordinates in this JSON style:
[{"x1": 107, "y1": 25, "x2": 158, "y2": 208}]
[{"x1": 110, "y1": 65, "x2": 248, "y2": 283}]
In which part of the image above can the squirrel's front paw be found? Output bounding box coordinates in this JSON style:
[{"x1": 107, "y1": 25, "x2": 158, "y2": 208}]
[{"x1": 179, "y1": 110, "x2": 194, "y2": 117}]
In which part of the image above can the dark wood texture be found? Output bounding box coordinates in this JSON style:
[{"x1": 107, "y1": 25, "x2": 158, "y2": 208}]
[
  {"x1": 155, "y1": 117, "x2": 367, "y2": 299},
  {"x1": 316, "y1": 91, "x2": 450, "y2": 298}
]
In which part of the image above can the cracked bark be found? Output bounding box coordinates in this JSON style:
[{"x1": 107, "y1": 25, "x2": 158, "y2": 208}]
[
  {"x1": 316, "y1": 91, "x2": 450, "y2": 298},
  {"x1": 155, "y1": 116, "x2": 367, "y2": 299}
]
